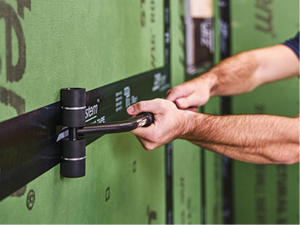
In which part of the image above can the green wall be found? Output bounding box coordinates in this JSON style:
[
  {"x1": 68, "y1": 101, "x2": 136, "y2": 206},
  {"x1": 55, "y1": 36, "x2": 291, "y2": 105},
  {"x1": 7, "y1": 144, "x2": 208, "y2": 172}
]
[
  {"x1": 230, "y1": 0, "x2": 299, "y2": 224},
  {"x1": 170, "y1": 0, "x2": 223, "y2": 224},
  {"x1": 170, "y1": 1, "x2": 202, "y2": 223},
  {"x1": 0, "y1": 1, "x2": 166, "y2": 223}
]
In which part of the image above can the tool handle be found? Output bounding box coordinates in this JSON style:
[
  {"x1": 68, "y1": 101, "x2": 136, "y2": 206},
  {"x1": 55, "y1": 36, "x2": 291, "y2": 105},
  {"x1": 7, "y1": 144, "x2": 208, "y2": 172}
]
[{"x1": 78, "y1": 112, "x2": 154, "y2": 135}]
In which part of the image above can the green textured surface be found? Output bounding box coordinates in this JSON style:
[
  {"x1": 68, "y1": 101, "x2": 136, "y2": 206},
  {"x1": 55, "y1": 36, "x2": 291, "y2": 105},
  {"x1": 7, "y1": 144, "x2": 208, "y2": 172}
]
[
  {"x1": 202, "y1": 1, "x2": 223, "y2": 223},
  {"x1": 0, "y1": 0, "x2": 164, "y2": 120},
  {"x1": 172, "y1": 140, "x2": 202, "y2": 224},
  {"x1": 203, "y1": 97, "x2": 223, "y2": 224},
  {"x1": 231, "y1": 0, "x2": 299, "y2": 224},
  {"x1": 170, "y1": 0, "x2": 202, "y2": 223},
  {"x1": 0, "y1": 0, "x2": 165, "y2": 223},
  {"x1": 0, "y1": 134, "x2": 165, "y2": 224},
  {"x1": 0, "y1": 0, "x2": 225, "y2": 225},
  {"x1": 170, "y1": 1, "x2": 224, "y2": 224}
]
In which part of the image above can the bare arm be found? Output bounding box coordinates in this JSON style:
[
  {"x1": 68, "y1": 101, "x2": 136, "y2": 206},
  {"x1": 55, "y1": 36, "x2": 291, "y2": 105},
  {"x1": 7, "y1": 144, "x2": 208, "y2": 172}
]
[
  {"x1": 167, "y1": 45, "x2": 299, "y2": 108},
  {"x1": 127, "y1": 45, "x2": 300, "y2": 164},
  {"x1": 181, "y1": 112, "x2": 299, "y2": 164},
  {"x1": 127, "y1": 99, "x2": 299, "y2": 165}
]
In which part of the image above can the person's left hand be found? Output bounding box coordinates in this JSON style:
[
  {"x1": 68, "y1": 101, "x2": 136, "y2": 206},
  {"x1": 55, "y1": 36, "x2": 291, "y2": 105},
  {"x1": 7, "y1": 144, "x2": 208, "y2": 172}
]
[{"x1": 126, "y1": 98, "x2": 190, "y2": 150}]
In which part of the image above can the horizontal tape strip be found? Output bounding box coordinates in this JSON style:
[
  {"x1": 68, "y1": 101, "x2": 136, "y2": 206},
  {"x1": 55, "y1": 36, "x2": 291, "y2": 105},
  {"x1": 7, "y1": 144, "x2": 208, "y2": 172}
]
[{"x1": 0, "y1": 67, "x2": 170, "y2": 201}]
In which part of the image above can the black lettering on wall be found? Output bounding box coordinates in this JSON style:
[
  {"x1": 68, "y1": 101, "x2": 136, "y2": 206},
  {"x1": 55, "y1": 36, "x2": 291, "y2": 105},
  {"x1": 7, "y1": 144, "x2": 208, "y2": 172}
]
[
  {"x1": 0, "y1": 1, "x2": 26, "y2": 82},
  {"x1": 140, "y1": 0, "x2": 146, "y2": 27},
  {"x1": 0, "y1": 1, "x2": 30, "y2": 115},
  {"x1": 26, "y1": 189, "x2": 35, "y2": 210},
  {"x1": 276, "y1": 165, "x2": 288, "y2": 223},
  {"x1": 254, "y1": 165, "x2": 266, "y2": 223},
  {"x1": 142, "y1": 0, "x2": 157, "y2": 69},
  {"x1": 147, "y1": 205, "x2": 157, "y2": 224},
  {"x1": 254, "y1": 0, "x2": 275, "y2": 38},
  {"x1": 150, "y1": 0, "x2": 155, "y2": 23},
  {"x1": 0, "y1": 86, "x2": 25, "y2": 115},
  {"x1": 105, "y1": 187, "x2": 110, "y2": 202},
  {"x1": 150, "y1": 33, "x2": 156, "y2": 68},
  {"x1": 132, "y1": 160, "x2": 137, "y2": 173},
  {"x1": 149, "y1": 0, "x2": 156, "y2": 69},
  {"x1": 254, "y1": 104, "x2": 265, "y2": 114},
  {"x1": 178, "y1": 0, "x2": 186, "y2": 70},
  {"x1": 179, "y1": 176, "x2": 192, "y2": 224},
  {"x1": 17, "y1": 0, "x2": 31, "y2": 19}
]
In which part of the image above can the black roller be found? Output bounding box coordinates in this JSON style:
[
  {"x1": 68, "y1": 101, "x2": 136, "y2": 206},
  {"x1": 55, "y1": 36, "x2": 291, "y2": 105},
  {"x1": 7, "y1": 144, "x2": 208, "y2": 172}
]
[
  {"x1": 62, "y1": 110, "x2": 86, "y2": 128},
  {"x1": 61, "y1": 138, "x2": 86, "y2": 178},
  {"x1": 61, "y1": 88, "x2": 86, "y2": 107},
  {"x1": 61, "y1": 88, "x2": 86, "y2": 127},
  {"x1": 60, "y1": 88, "x2": 155, "y2": 178},
  {"x1": 61, "y1": 159, "x2": 85, "y2": 178}
]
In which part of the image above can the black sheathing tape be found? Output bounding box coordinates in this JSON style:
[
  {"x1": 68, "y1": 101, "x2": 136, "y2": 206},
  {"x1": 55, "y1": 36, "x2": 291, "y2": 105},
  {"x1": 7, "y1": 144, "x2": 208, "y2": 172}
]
[
  {"x1": 0, "y1": 0, "x2": 171, "y2": 204},
  {"x1": 0, "y1": 67, "x2": 169, "y2": 201}
]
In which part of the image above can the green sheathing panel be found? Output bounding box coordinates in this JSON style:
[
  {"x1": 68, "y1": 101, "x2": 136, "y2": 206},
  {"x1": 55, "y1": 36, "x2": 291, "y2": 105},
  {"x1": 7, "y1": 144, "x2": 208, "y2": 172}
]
[
  {"x1": 170, "y1": 0, "x2": 202, "y2": 223},
  {"x1": 172, "y1": 139, "x2": 202, "y2": 224},
  {"x1": 203, "y1": 97, "x2": 223, "y2": 224},
  {"x1": 213, "y1": 0, "x2": 221, "y2": 64},
  {"x1": 231, "y1": 0, "x2": 299, "y2": 53},
  {"x1": 231, "y1": 0, "x2": 299, "y2": 224},
  {"x1": 0, "y1": 134, "x2": 165, "y2": 224},
  {"x1": 170, "y1": 1, "x2": 224, "y2": 223},
  {"x1": 0, "y1": 1, "x2": 166, "y2": 223},
  {"x1": 0, "y1": 0, "x2": 164, "y2": 120},
  {"x1": 203, "y1": 1, "x2": 223, "y2": 223}
]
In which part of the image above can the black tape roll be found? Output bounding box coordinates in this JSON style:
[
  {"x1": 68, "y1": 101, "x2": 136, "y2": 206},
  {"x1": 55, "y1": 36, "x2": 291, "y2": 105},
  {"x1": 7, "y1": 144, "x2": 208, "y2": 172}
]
[
  {"x1": 61, "y1": 88, "x2": 86, "y2": 127},
  {"x1": 61, "y1": 138, "x2": 86, "y2": 178}
]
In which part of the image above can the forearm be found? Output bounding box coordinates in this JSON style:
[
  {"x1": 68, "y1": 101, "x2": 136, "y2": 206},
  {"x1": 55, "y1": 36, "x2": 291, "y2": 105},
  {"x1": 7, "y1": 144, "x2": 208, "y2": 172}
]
[
  {"x1": 181, "y1": 112, "x2": 299, "y2": 164},
  {"x1": 197, "y1": 45, "x2": 299, "y2": 97}
]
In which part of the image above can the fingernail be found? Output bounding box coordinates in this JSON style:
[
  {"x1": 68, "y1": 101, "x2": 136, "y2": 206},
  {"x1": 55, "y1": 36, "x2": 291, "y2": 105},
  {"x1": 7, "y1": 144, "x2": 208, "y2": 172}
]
[{"x1": 127, "y1": 106, "x2": 134, "y2": 114}]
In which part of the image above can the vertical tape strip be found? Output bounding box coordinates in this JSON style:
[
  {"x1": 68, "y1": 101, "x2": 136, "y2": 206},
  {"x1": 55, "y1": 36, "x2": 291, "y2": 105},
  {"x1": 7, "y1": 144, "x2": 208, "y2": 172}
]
[
  {"x1": 219, "y1": 0, "x2": 234, "y2": 223},
  {"x1": 164, "y1": 0, "x2": 173, "y2": 224}
]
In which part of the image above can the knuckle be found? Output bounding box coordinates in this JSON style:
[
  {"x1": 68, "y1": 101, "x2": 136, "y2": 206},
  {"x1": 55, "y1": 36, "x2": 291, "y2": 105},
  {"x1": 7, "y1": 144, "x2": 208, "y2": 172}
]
[
  {"x1": 152, "y1": 98, "x2": 167, "y2": 110},
  {"x1": 155, "y1": 99, "x2": 164, "y2": 109},
  {"x1": 172, "y1": 86, "x2": 180, "y2": 92},
  {"x1": 153, "y1": 98, "x2": 161, "y2": 103}
]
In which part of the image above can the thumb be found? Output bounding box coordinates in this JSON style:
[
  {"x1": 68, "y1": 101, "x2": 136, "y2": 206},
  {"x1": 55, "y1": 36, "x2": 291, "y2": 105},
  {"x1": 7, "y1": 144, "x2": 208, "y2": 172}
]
[
  {"x1": 127, "y1": 99, "x2": 166, "y2": 116},
  {"x1": 126, "y1": 103, "x2": 142, "y2": 116}
]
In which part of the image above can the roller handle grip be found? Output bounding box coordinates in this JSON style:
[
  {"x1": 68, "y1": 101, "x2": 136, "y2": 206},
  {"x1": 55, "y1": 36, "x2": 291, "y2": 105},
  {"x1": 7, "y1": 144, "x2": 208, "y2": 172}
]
[{"x1": 77, "y1": 112, "x2": 154, "y2": 135}]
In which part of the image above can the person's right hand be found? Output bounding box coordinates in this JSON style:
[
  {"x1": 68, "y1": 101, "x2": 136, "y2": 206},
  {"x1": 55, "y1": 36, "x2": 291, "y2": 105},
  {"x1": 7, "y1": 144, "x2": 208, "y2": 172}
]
[{"x1": 166, "y1": 74, "x2": 216, "y2": 109}]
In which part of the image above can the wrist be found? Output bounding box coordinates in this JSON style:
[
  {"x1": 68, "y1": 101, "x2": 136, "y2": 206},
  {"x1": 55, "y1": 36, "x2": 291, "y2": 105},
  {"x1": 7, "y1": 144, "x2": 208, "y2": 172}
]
[
  {"x1": 179, "y1": 110, "x2": 199, "y2": 139},
  {"x1": 196, "y1": 72, "x2": 218, "y2": 97}
]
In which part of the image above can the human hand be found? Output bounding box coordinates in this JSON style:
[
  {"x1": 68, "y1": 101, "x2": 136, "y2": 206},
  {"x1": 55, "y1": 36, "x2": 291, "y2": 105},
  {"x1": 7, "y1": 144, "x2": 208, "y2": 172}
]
[
  {"x1": 166, "y1": 74, "x2": 216, "y2": 109},
  {"x1": 126, "y1": 98, "x2": 191, "y2": 150}
]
